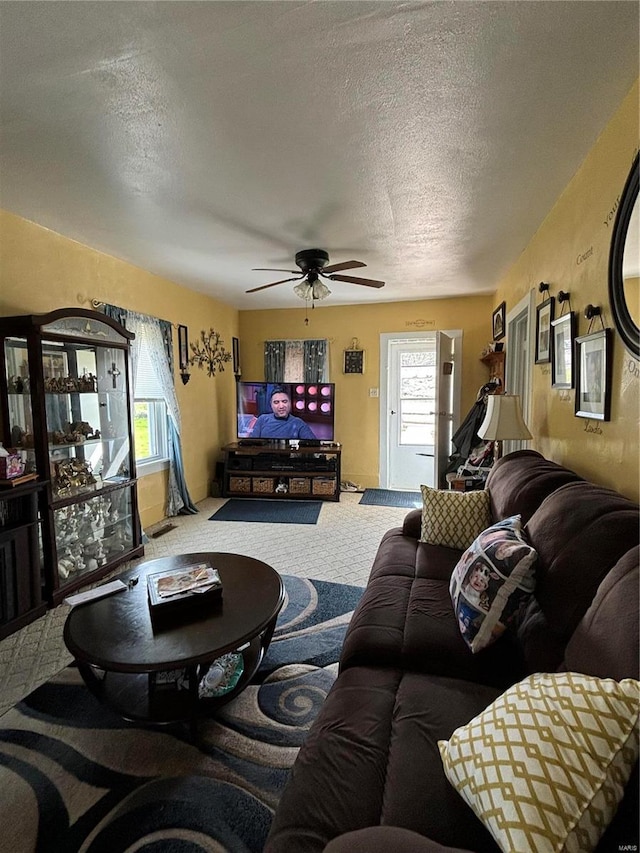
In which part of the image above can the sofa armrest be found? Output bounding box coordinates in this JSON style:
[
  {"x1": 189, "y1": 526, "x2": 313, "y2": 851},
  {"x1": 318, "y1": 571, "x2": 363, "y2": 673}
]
[
  {"x1": 323, "y1": 827, "x2": 473, "y2": 853},
  {"x1": 402, "y1": 508, "x2": 422, "y2": 539}
]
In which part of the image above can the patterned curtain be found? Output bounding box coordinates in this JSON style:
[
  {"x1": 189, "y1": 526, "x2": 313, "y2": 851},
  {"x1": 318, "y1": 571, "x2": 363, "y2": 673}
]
[
  {"x1": 101, "y1": 303, "x2": 197, "y2": 516},
  {"x1": 303, "y1": 339, "x2": 329, "y2": 382},
  {"x1": 264, "y1": 339, "x2": 328, "y2": 382},
  {"x1": 284, "y1": 341, "x2": 304, "y2": 382},
  {"x1": 264, "y1": 340, "x2": 286, "y2": 382}
]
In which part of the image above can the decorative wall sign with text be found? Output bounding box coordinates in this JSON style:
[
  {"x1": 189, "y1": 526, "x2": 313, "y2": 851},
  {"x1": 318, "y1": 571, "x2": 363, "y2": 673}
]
[{"x1": 343, "y1": 349, "x2": 364, "y2": 374}]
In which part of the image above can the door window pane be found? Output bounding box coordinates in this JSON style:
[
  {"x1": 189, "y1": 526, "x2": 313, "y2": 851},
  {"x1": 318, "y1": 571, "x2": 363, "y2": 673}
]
[{"x1": 399, "y1": 351, "x2": 436, "y2": 445}]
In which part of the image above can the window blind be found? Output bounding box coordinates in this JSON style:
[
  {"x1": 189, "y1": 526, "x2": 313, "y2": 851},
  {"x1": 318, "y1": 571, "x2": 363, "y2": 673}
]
[{"x1": 135, "y1": 326, "x2": 163, "y2": 399}]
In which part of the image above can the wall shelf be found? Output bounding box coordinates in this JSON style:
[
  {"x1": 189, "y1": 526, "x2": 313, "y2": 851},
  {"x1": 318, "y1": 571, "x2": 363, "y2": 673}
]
[{"x1": 480, "y1": 350, "x2": 505, "y2": 390}]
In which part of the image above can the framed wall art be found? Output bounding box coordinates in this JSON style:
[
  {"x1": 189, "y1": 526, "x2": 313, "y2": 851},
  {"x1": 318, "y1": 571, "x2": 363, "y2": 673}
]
[
  {"x1": 343, "y1": 347, "x2": 365, "y2": 374},
  {"x1": 551, "y1": 312, "x2": 576, "y2": 389},
  {"x1": 574, "y1": 328, "x2": 612, "y2": 421},
  {"x1": 535, "y1": 296, "x2": 555, "y2": 364},
  {"x1": 232, "y1": 336, "x2": 241, "y2": 376},
  {"x1": 492, "y1": 302, "x2": 506, "y2": 341},
  {"x1": 178, "y1": 325, "x2": 189, "y2": 371}
]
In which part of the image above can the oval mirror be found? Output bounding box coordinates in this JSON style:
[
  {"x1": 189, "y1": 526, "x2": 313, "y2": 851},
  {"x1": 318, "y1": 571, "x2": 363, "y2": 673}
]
[{"x1": 608, "y1": 153, "x2": 639, "y2": 359}]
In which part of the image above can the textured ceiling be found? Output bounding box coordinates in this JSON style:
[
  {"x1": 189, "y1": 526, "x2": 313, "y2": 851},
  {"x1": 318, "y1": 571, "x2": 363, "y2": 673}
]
[{"x1": 0, "y1": 1, "x2": 638, "y2": 310}]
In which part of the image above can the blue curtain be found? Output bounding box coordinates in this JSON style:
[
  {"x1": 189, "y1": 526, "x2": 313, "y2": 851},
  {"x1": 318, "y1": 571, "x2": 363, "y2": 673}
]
[{"x1": 102, "y1": 303, "x2": 197, "y2": 516}]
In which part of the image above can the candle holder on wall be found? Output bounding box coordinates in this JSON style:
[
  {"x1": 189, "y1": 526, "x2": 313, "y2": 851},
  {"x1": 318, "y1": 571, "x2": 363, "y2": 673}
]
[{"x1": 178, "y1": 325, "x2": 191, "y2": 385}]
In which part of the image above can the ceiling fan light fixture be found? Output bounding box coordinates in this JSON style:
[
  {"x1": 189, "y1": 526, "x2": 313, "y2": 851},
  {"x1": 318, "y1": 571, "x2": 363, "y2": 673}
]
[
  {"x1": 313, "y1": 281, "x2": 331, "y2": 300},
  {"x1": 293, "y1": 280, "x2": 331, "y2": 302},
  {"x1": 293, "y1": 282, "x2": 312, "y2": 301},
  {"x1": 248, "y1": 250, "x2": 381, "y2": 297}
]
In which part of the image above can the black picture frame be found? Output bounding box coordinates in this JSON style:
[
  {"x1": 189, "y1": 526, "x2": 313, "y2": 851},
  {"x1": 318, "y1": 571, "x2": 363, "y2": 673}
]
[
  {"x1": 177, "y1": 325, "x2": 189, "y2": 371},
  {"x1": 535, "y1": 297, "x2": 555, "y2": 364},
  {"x1": 492, "y1": 302, "x2": 506, "y2": 341},
  {"x1": 343, "y1": 349, "x2": 365, "y2": 374},
  {"x1": 232, "y1": 337, "x2": 240, "y2": 376},
  {"x1": 575, "y1": 329, "x2": 612, "y2": 421},
  {"x1": 551, "y1": 311, "x2": 576, "y2": 389}
]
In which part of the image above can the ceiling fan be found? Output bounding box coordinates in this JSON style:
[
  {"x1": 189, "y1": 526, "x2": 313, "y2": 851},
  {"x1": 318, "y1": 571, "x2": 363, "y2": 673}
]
[{"x1": 246, "y1": 249, "x2": 385, "y2": 300}]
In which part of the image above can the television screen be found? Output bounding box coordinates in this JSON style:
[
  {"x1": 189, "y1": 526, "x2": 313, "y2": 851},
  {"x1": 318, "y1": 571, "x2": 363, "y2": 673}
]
[{"x1": 236, "y1": 382, "x2": 335, "y2": 441}]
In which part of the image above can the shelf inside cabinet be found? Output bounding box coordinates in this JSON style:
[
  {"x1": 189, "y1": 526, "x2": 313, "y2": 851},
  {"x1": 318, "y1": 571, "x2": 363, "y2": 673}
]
[
  {"x1": 51, "y1": 477, "x2": 137, "y2": 508},
  {"x1": 49, "y1": 436, "x2": 128, "y2": 449}
]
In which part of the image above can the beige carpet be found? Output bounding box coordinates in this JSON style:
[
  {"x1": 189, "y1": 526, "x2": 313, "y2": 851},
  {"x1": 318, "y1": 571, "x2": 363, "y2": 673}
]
[{"x1": 0, "y1": 493, "x2": 409, "y2": 717}]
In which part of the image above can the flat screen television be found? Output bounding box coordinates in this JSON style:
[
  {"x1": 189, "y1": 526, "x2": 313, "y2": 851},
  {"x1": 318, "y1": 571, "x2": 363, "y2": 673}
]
[{"x1": 236, "y1": 381, "x2": 335, "y2": 442}]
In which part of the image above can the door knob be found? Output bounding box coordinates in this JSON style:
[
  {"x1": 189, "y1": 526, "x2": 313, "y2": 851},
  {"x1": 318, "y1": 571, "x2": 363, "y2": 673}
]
[{"x1": 390, "y1": 410, "x2": 396, "y2": 415}]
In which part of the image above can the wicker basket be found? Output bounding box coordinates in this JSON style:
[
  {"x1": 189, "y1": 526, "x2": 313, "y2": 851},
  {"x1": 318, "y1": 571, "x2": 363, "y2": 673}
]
[
  {"x1": 312, "y1": 477, "x2": 336, "y2": 496},
  {"x1": 289, "y1": 477, "x2": 311, "y2": 495},
  {"x1": 252, "y1": 477, "x2": 275, "y2": 494},
  {"x1": 229, "y1": 476, "x2": 251, "y2": 493}
]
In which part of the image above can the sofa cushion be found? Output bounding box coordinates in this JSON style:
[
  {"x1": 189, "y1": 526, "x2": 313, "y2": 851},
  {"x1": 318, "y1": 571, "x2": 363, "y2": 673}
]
[
  {"x1": 516, "y1": 482, "x2": 640, "y2": 673},
  {"x1": 323, "y1": 827, "x2": 474, "y2": 853},
  {"x1": 485, "y1": 450, "x2": 583, "y2": 525},
  {"x1": 563, "y1": 547, "x2": 639, "y2": 681},
  {"x1": 419, "y1": 486, "x2": 491, "y2": 551},
  {"x1": 438, "y1": 672, "x2": 640, "y2": 853},
  {"x1": 265, "y1": 665, "x2": 504, "y2": 853},
  {"x1": 449, "y1": 515, "x2": 537, "y2": 653},
  {"x1": 339, "y1": 528, "x2": 527, "y2": 689}
]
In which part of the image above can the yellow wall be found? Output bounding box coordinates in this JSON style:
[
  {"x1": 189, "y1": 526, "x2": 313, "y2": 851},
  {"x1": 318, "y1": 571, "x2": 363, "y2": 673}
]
[
  {"x1": 493, "y1": 80, "x2": 639, "y2": 501},
  {"x1": 1, "y1": 79, "x2": 638, "y2": 519},
  {"x1": 0, "y1": 212, "x2": 239, "y2": 527},
  {"x1": 239, "y1": 296, "x2": 493, "y2": 489}
]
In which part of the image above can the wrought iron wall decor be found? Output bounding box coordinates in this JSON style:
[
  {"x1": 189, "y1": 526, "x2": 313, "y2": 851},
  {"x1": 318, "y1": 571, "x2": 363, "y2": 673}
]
[{"x1": 189, "y1": 328, "x2": 232, "y2": 377}]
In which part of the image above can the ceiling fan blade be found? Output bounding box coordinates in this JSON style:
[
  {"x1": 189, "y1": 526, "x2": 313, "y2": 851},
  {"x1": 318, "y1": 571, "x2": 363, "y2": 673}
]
[
  {"x1": 326, "y1": 273, "x2": 385, "y2": 288},
  {"x1": 252, "y1": 268, "x2": 299, "y2": 273},
  {"x1": 246, "y1": 276, "x2": 304, "y2": 293},
  {"x1": 322, "y1": 260, "x2": 367, "y2": 274}
]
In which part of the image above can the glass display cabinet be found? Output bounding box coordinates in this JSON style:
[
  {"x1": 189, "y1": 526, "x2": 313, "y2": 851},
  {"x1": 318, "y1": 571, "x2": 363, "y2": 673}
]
[{"x1": 0, "y1": 308, "x2": 144, "y2": 609}]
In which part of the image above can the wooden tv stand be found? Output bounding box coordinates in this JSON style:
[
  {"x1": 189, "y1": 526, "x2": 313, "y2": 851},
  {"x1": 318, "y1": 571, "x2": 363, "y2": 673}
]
[{"x1": 222, "y1": 443, "x2": 341, "y2": 501}]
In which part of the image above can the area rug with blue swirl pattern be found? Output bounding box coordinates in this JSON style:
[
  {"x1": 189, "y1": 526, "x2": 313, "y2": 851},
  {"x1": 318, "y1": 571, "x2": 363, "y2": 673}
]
[{"x1": 0, "y1": 575, "x2": 363, "y2": 853}]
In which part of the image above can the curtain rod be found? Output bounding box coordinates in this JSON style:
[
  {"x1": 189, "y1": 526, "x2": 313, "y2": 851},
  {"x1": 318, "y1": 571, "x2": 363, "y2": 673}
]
[
  {"x1": 264, "y1": 337, "x2": 335, "y2": 343},
  {"x1": 88, "y1": 297, "x2": 178, "y2": 329}
]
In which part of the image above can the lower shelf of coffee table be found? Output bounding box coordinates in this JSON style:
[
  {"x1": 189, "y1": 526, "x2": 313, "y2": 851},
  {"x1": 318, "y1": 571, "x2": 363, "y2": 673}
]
[{"x1": 77, "y1": 634, "x2": 264, "y2": 724}]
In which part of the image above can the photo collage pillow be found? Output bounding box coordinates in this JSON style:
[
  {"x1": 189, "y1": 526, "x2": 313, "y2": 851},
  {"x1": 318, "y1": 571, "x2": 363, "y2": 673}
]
[{"x1": 449, "y1": 515, "x2": 537, "y2": 653}]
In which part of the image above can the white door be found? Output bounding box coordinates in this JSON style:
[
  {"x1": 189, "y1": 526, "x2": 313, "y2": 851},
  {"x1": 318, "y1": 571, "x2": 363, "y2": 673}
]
[
  {"x1": 434, "y1": 331, "x2": 455, "y2": 487},
  {"x1": 380, "y1": 332, "x2": 458, "y2": 490},
  {"x1": 504, "y1": 293, "x2": 534, "y2": 456}
]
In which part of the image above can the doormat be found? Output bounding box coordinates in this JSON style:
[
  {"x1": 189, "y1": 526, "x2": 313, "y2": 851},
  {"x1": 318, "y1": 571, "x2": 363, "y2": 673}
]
[
  {"x1": 359, "y1": 488, "x2": 422, "y2": 508},
  {"x1": 210, "y1": 499, "x2": 323, "y2": 524}
]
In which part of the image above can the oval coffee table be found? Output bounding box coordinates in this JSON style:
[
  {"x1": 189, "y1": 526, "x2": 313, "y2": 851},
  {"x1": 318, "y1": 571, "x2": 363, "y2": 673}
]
[{"x1": 63, "y1": 552, "x2": 284, "y2": 727}]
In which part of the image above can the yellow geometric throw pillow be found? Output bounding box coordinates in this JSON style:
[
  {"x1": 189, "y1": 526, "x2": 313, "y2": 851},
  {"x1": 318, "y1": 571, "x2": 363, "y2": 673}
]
[
  {"x1": 438, "y1": 672, "x2": 640, "y2": 853},
  {"x1": 420, "y1": 486, "x2": 491, "y2": 551}
]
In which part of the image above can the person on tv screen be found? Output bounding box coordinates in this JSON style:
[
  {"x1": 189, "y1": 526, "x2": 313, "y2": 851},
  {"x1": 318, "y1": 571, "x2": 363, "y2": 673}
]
[{"x1": 250, "y1": 386, "x2": 317, "y2": 439}]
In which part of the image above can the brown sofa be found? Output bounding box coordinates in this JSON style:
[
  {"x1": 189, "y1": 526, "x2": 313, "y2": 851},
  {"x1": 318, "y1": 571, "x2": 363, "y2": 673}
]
[{"x1": 266, "y1": 451, "x2": 640, "y2": 853}]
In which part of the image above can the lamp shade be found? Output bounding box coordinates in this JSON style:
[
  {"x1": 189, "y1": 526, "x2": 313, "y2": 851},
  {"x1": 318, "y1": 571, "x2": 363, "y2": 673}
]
[{"x1": 477, "y1": 394, "x2": 532, "y2": 441}]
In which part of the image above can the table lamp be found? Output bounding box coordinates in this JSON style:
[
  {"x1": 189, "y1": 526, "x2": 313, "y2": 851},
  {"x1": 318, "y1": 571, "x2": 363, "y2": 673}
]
[{"x1": 477, "y1": 394, "x2": 532, "y2": 461}]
